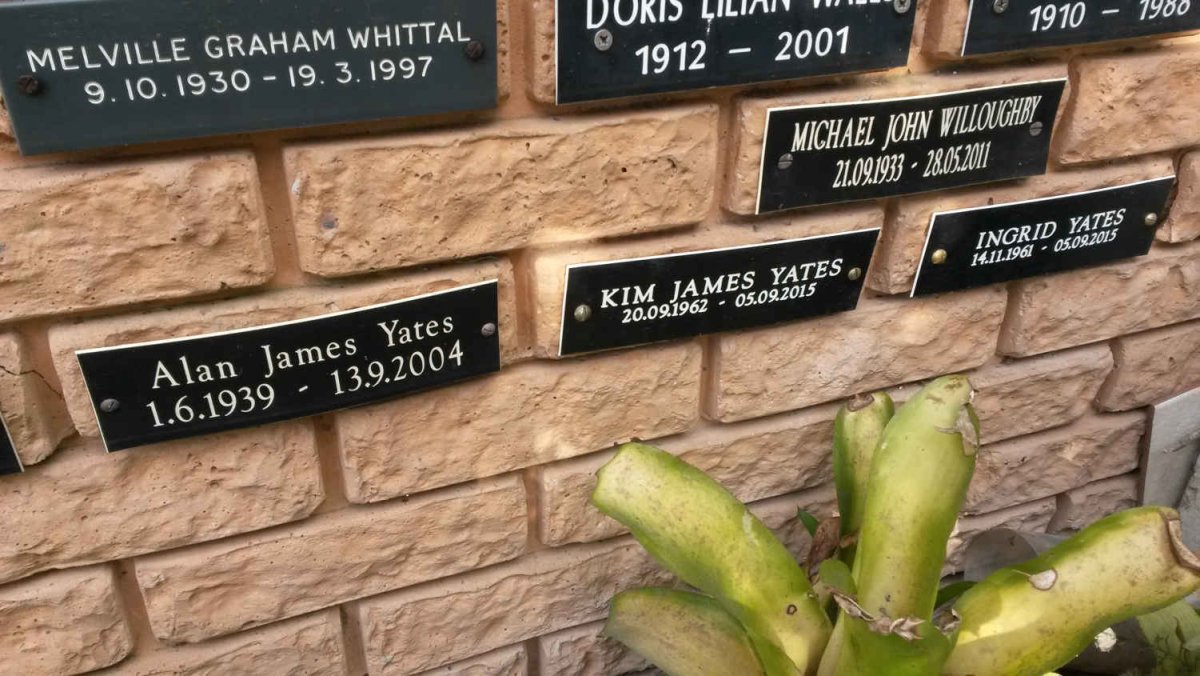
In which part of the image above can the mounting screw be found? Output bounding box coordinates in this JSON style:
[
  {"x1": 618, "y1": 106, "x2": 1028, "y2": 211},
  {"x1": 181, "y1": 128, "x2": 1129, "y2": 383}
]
[
  {"x1": 893, "y1": 0, "x2": 913, "y2": 14},
  {"x1": 931, "y1": 249, "x2": 949, "y2": 265},
  {"x1": 992, "y1": 0, "x2": 1009, "y2": 13},
  {"x1": 1144, "y1": 212, "x2": 1160, "y2": 227},
  {"x1": 464, "y1": 40, "x2": 486, "y2": 61},
  {"x1": 778, "y1": 153, "x2": 794, "y2": 170},
  {"x1": 593, "y1": 29, "x2": 614, "y2": 52},
  {"x1": 17, "y1": 74, "x2": 41, "y2": 96},
  {"x1": 1028, "y1": 121, "x2": 1044, "y2": 136},
  {"x1": 99, "y1": 398, "x2": 120, "y2": 413},
  {"x1": 847, "y1": 267, "x2": 863, "y2": 281},
  {"x1": 574, "y1": 304, "x2": 593, "y2": 322},
  {"x1": 481, "y1": 322, "x2": 497, "y2": 337}
]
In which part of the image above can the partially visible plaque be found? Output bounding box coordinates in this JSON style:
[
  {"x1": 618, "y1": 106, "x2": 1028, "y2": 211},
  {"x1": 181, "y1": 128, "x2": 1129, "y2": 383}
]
[
  {"x1": 78, "y1": 282, "x2": 501, "y2": 452},
  {"x1": 756, "y1": 79, "x2": 1067, "y2": 214},
  {"x1": 911, "y1": 176, "x2": 1175, "y2": 297},
  {"x1": 961, "y1": 0, "x2": 1200, "y2": 56},
  {"x1": 559, "y1": 229, "x2": 879, "y2": 356},
  {"x1": 0, "y1": 0, "x2": 497, "y2": 155},
  {"x1": 0, "y1": 414, "x2": 21, "y2": 476},
  {"x1": 555, "y1": 0, "x2": 915, "y2": 104}
]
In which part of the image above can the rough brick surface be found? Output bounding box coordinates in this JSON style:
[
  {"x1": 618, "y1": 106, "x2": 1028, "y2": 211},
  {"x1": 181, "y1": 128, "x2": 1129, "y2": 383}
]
[
  {"x1": 356, "y1": 540, "x2": 671, "y2": 674},
  {"x1": 970, "y1": 344, "x2": 1114, "y2": 444},
  {"x1": 1161, "y1": 152, "x2": 1200, "y2": 243},
  {"x1": 338, "y1": 341, "x2": 700, "y2": 502},
  {"x1": 0, "y1": 332, "x2": 72, "y2": 467},
  {"x1": 724, "y1": 64, "x2": 1068, "y2": 214},
  {"x1": 870, "y1": 158, "x2": 1174, "y2": 294},
  {"x1": 539, "y1": 404, "x2": 836, "y2": 546},
  {"x1": 48, "y1": 260, "x2": 519, "y2": 437},
  {"x1": 108, "y1": 611, "x2": 345, "y2": 676},
  {"x1": 417, "y1": 644, "x2": 527, "y2": 676},
  {"x1": 1057, "y1": 46, "x2": 1200, "y2": 163},
  {"x1": 538, "y1": 621, "x2": 649, "y2": 676},
  {"x1": 0, "y1": 566, "x2": 131, "y2": 675},
  {"x1": 1099, "y1": 319, "x2": 1200, "y2": 411},
  {"x1": 999, "y1": 242, "x2": 1200, "y2": 357},
  {"x1": 0, "y1": 424, "x2": 320, "y2": 586},
  {"x1": 285, "y1": 106, "x2": 718, "y2": 276},
  {"x1": 945, "y1": 498, "x2": 1056, "y2": 573},
  {"x1": 708, "y1": 287, "x2": 1007, "y2": 421},
  {"x1": 136, "y1": 475, "x2": 526, "y2": 643},
  {"x1": 1049, "y1": 474, "x2": 1140, "y2": 532},
  {"x1": 530, "y1": 206, "x2": 884, "y2": 356},
  {"x1": 965, "y1": 413, "x2": 1144, "y2": 514},
  {"x1": 0, "y1": 153, "x2": 272, "y2": 323}
]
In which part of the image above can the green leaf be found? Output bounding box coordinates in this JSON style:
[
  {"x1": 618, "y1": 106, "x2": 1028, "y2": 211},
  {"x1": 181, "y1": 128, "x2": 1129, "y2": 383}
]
[
  {"x1": 935, "y1": 581, "x2": 976, "y2": 609},
  {"x1": 796, "y1": 508, "x2": 821, "y2": 537},
  {"x1": 819, "y1": 559, "x2": 856, "y2": 596}
]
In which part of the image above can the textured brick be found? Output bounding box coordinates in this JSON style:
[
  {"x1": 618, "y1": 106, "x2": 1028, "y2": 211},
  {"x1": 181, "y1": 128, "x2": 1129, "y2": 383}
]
[
  {"x1": 530, "y1": 206, "x2": 884, "y2": 356},
  {"x1": 103, "y1": 610, "x2": 344, "y2": 676},
  {"x1": 0, "y1": 332, "x2": 72, "y2": 467},
  {"x1": 870, "y1": 157, "x2": 1173, "y2": 294},
  {"x1": 285, "y1": 105, "x2": 717, "y2": 276},
  {"x1": 539, "y1": 404, "x2": 836, "y2": 546},
  {"x1": 998, "y1": 242, "x2": 1200, "y2": 357},
  {"x1": 1057, "y1": 46, "x2": 1200, "y2": 163},
  {"x1": 338, "y1": 341, "x2": 700, "y2": 503},
  {"x1": 1099, "y1": 319, "x2": 1200, "y2": 411},
  {"x1": 0, "y1": 153, "x2": 272, "y2": 323},
  {"x1": 0, "y1": 566, "x2": 132, "y2": 675},
  {"x1": 0, "y1": 424, "x2": 320, "y2": 586},
  {"x1": 708, "y1": 287, "x2": 1007, "y2": 421},
  {"x1": 945, "y1": 498, "x2": 1056, "y2": 573},
  {"x1": 965, "y1": 413, "x2": 1144, "y2": 514},
  {"x1": 357, "y1": 539, "x2": 671, "y2": 674},
  {"x1": 1161, "y1": 152, "x2": 1200, "y2": 243},
  {"x1": 970, "y1": 344, "x2": 1114, "y2": 444},
  {"x1": 724, "y1": 64, "x2": 1068, "y2": 214},
  {"x1": 136, "y1": 475, "x2": 526, "y2": 643},
  {"x1": 1049, "y1": 474, "x2": 1140, "y2": 532},
  {"x1": 48, "y1": 259, "x2": 518, "y2": 437},
  {"x1": 0, "y1": 96, "x2": 10, "y2": 138},
  {"x1": 538, "y1": 621, "x2": 649, "y2": 676},
  {"x1": 417, "y1": 644, "x2": 527, "y2": 676}
]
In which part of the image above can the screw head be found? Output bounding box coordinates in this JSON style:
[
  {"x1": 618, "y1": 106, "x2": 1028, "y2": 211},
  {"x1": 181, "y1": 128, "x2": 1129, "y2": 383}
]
[
  {"x1": 574, "y1": 304, "x2": 593, "y2": 322},
  {"x1": 893, "y1": 0, "x2": 913, "y2": 14},
  {"x1": 847, "y1": 267, "x2": 863, "y2": 281},
  {"x1": 992, "y1": 0, "x2": 1009, "y2": 13},
  {"x1": 464, "y1": 40, "x2": 486, "y2": 61},
  {"x1": 931, "y1": 249, "x2": 949, "y2": 265},
  {"x1": 1028, "y1": 121, "x2": 1044, "y2": 137},
  {"x1": 777, "y1": 153, "x2": 794, "y2": 170},
  {"x1": 593, "y1": 29, "x2": 614, "y2": 52},
  {"x1": 16, "y1": 74, "x2": 41, "y2": 96},
  {"x1": 1145, "y1": 212, "x2": 1160, "y2": 227},
  {"x1": 99, "y1": 398, "x2": 120, "y2": 413},
  {"x1": 481, "y1": 322, "x2": 497, "y2": 337}
]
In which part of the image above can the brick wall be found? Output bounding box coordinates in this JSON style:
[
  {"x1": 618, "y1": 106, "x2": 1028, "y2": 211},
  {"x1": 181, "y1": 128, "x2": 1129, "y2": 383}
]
[{"x1": 0, "y1": 2, "x2": 1197, "y2": 674}]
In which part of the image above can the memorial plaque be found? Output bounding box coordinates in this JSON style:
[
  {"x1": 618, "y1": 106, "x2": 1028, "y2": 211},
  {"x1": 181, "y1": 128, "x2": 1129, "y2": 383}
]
[
  {"x1": 555, "y1": 0, "x2": 916, "y2": 104},
  {"x1": 0, "y1": 0, "x2": 498, "y2": 155},
  {"x1": 559, "y1": 229, "x2": 879, "y2": 356},
  {"x1": 77, "y1": 282, "x2": 501, "y2": 452},
  {"x1": 911, "y1": 176, "x2": 1175, "y2": 297},
  {"x1": 961, "y1": 0, "x2": 1200, "y2": 56},
  {"x1": 756, "y1": 79, "x2": 1066, "y2": 214},
  {"x1": 0, "y1": 414, "x2": 21, "y2": 476}
]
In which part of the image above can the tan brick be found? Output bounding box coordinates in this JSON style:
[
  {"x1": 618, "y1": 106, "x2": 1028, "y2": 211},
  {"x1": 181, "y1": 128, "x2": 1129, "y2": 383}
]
[
  {"x1": 0, "y1": 332, "x2": 72, "y2": 467},
  {"x1": 0, "y1": 423, "x2": 320, "y2": 586},
  {"x1": 708, "y1": 287, "x2": 1006, "y2": 422},
  {"x1": 417, "y1": 644, "x2": 527, "y2": 676},
  {"x1": 357, "y1": 539, "x2": 671, "y2": 674},
  {"x1": 136, "y1": 475, "x2": 526, "y2": 644},
  {"x1": 48, "y1": 259, "x2": 518, "y2": 437},
  {"x1": 100, "y1": 610, "x2": 345, "y2": 676},
  {"x1": 0, "y1": 96, "x2": 11, "y2": 138},
  {"x1": 538, "y1": 621, "x2": 649, "y2": 676},
  {"x1": 965, "y1": 413, "x2": 1144, "y2": 514},
  {"x1": 1161, "y1": 152, "x2": 1200, "y2": 243},
  {"x1": 339, "y1": 341, "x2": 700, "y2": 503},
  {"x1": 869, "y1": 157, "x2": 1174, "y2": 294},
  {"x1": 724, "y1": 64, "x2": 1068, "y2": 215},
  {"x1": 0, "y1": 153, "x2": 272, "y2": 323},
  {"x1": 1099, "y1": 319, "x2": 1200, "y2": 411},
  {"x1": 0, "y1": 566, "x2": 132, "y2": 675},
  {"x1": 1057, "y1": 46, "x2": 1200, "y2": 163},
  {"x1": 530, "y1": 206, "x2": 884, "y2": 356},
  {"x1": 527, "y1": 0, "x2": 557, "y2": 104},
  {"x1": 998, "y1": 242, "x2": 1200, "y2": 357},
  {"x1": 285, "y1": 106, "x2": 718, "y2": 276},
  {"x1": 945, "y1": 498, "x2": 1056, "y2": 573},
  {"x1": 919, "y1": 0, "x2": 973, "y2": 58},
  {"x1": 539, "y1": 404, "x2": 836, "y2": 546},
  {"x1": 970, "y1": 344, "x2": 1114, "y2": 444},
  {"x1": 750, "y1": 483, "x2": 840, "y2": 563},
  {"x1": 1049, "y1": 474, "x2": 1140, "y2": 533}
]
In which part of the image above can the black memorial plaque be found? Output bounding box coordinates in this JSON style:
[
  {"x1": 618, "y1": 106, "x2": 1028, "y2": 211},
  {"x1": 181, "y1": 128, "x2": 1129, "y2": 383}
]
[
  {"x1": 555, "y1": 0, "x2": 915, "y2": 104},
  {"x1": 77, "y1": 281, "x2": 501, "y2": 452},
  {"x1": 911, "y1": 176, "x2": 1175, "y2": 297},
  {"x1": 0, "y1": 414, "x2": 21, "y2": 476},
  {"x1": 961, "y1": 0, "x2": 1200, "y2": 56},
  {"x1": 0, "y1": 0, "x2": 498, "y2": 155},
  {"x1": 756, "y1": 79, "x2": 1066, "y2": 214},
  {"x1": 559, "y1": 229, "x2": 879, "y2": 355}
]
